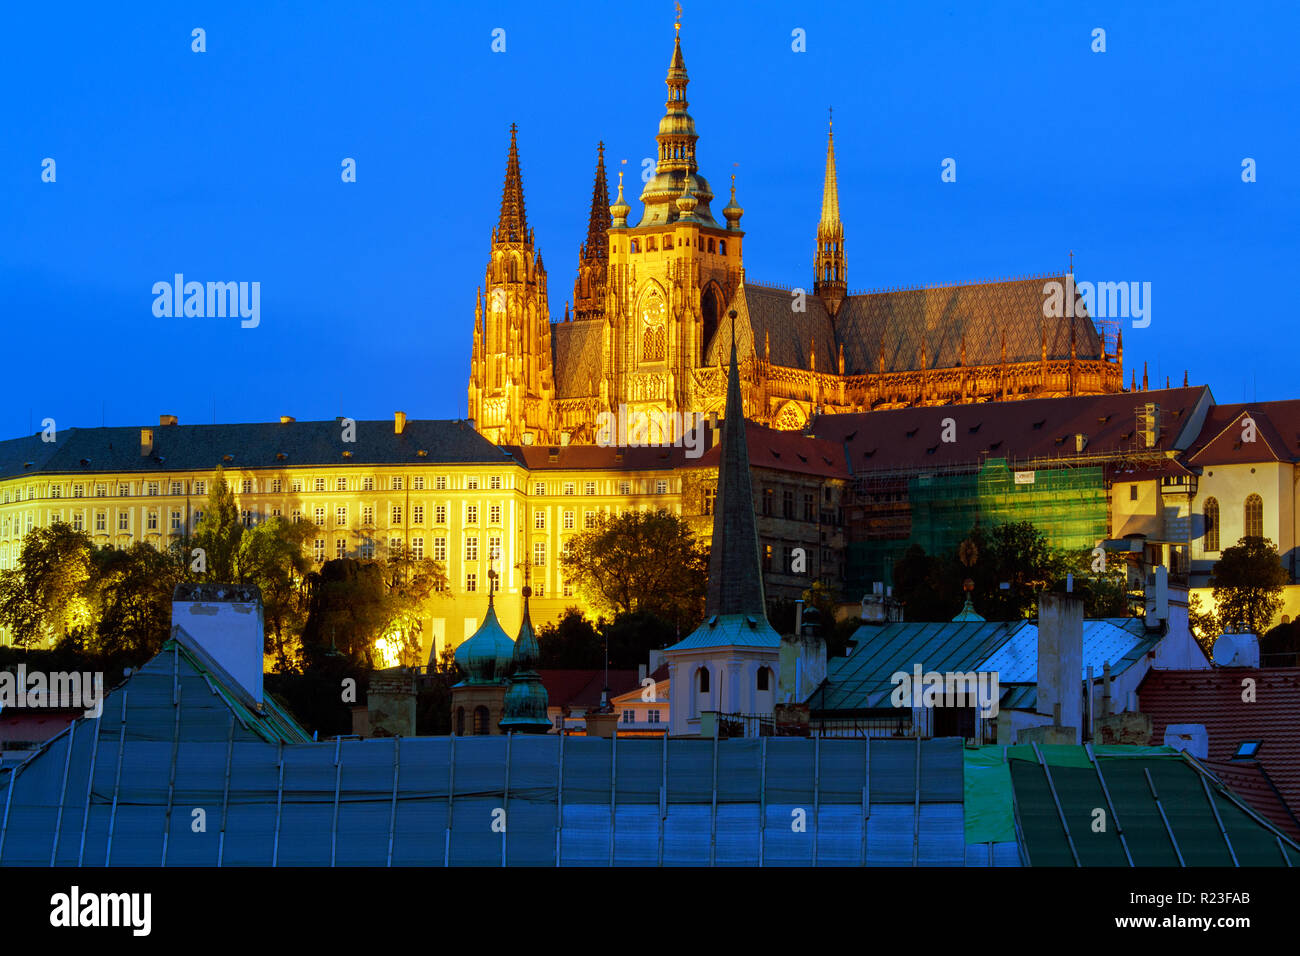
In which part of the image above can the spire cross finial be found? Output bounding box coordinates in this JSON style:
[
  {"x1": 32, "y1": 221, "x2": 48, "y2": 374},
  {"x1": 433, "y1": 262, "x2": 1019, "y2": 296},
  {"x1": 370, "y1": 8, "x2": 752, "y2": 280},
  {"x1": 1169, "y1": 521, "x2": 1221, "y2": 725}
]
[
  {"x1": 1068, "y1": 249, "x2": 1074, "y2": 274},
  {"x1": 675, "y1": 1, "x2": 682, "y2": 30},
  {"x1": 829, "y1": 105, "x2": 833, "y2": 129}
]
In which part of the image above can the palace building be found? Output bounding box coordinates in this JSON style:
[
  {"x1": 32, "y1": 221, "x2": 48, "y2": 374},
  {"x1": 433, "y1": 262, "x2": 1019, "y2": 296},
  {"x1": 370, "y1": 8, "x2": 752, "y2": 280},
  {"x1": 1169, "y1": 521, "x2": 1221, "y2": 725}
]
[{"x1": 467, "y1": 24, "x2": 1125, "y2": 448}]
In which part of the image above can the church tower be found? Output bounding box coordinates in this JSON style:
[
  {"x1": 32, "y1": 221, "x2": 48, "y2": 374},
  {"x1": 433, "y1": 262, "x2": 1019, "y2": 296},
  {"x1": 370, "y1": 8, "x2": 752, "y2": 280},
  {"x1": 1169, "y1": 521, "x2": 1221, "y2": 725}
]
[
  {"x1": 468, "y1": 124, "x2": 555, "y2": 446},
  {"x1": 813, "y1": 115, "x2": 847, "y2": 317},
  {"x1": 604, "y1": 22, "x2": 744, "y2": 435},
  {"x1": 573, "y1": 143, "x2": 611, "y2": 323}
]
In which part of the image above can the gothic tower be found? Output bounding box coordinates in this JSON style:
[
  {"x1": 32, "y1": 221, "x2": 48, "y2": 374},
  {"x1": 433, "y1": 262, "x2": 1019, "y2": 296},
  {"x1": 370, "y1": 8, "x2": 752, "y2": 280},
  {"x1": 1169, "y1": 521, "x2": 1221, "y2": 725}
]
[
  {"x1": 813, "y1": 115, "x2": 847, "y2": 317},
  {"x1": 604, "y1": 23, "x2": 744, "y2": 436},
  {"x1": 468, "y1": 125, "x2": 555, "y2": 446},
  {"x1": 573, "y1": 143, "x2": 611, "y2": 323}
]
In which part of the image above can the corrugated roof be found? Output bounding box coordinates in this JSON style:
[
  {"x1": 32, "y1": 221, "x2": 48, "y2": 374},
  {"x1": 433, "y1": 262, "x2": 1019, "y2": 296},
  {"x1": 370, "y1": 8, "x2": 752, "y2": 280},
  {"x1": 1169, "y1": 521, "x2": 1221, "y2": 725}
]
[
  {"x1": 808, "y1": 620, "x2": 1025, "y2": 711},
  {"x1": 978, "y1": 618, "x2": 1154, "y2": 685},
  {"x1": 1004, "y1": 744, "x2": 1300, "y2": 866}
]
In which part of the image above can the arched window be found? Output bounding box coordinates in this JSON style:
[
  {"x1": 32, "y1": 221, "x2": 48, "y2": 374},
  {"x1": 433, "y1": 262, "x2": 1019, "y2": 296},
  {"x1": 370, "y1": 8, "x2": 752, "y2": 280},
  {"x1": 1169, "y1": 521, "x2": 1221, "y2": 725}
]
[
  {"x1": 1204, "y1": 497, "x2": 1220, "y2": 552},
  {"x1": 1244, "y1": 494, "x2": 1263, "y2": 539},
  {"x1": 455, "y1": 707, "x2": 465, "y2": 736},
  {"x1": 473, "y1": 705, "x2": 490, "y2": 735},
  {"x1": 697, "y1": 667, "x2": 710, "y2": 693},
  {"x1": 700, "y1": 286, "x2": 721, "y2": 360},
  {"x1": 707, "y1": 238, "x2": 716, "y2": 253},
  {"x1": 630, "y1": 239, "x2": 639, "y2": 253},
  {"x1": 718, "y1": 240, "x2": 726, "y2": 255},
  {"x1": 756, "y1": 667, "x2": 771, "y2": 691},
  {"x1": 646, "y1": 236, "x2": 657, "y2": 252}
]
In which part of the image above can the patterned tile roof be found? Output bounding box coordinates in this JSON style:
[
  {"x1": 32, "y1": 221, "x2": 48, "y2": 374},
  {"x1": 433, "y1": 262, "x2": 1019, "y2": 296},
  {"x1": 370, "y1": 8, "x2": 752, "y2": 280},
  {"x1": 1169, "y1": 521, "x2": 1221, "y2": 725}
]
[
  {"x1": 711, "y1": 283, "x2": 836, "y2": 370},
  {"x1": 551, "y1": 318, "x2": 606, "y2": 399},
  {"x1": 835, "y1": 275, "x2": 1103, "y2": 374}
]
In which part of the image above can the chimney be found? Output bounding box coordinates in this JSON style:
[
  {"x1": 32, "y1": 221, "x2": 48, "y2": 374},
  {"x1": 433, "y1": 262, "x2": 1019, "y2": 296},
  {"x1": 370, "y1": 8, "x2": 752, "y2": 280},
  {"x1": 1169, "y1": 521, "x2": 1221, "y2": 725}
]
[
  {"x1": 1037, "y1": 592, "x2": 1084, "y2": 742},
  {"x1": 394, "y1": 411, "x2": 407, "y2": 435},
  {"x1": 1144, "y1": 565, "x2": 1169, "y2": 626},
  {"x1": 159, "y1": 414, "x2": 178, "y2": 426},
  {"x1": 140, "y1": 428, "x2": 154, "y2": 457},
  {"x1": 1074, "y1": 432, "x2": 1087, "y2": 452},
  {"x1": 279, "y1": 415, "x2": 295, "y2": 424},
  {"x1": 170, "y1": 583, "x2": 265, "y2": 710}
]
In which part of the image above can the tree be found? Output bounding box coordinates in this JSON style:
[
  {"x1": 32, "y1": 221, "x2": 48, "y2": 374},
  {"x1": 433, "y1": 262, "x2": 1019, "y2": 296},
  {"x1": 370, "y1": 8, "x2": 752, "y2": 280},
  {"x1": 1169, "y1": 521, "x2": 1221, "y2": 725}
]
[
  {"x1": 561, "y1": 509, "x2": 707, "y2": 631},
  {"x1": 237, "y1": 516, "x2": 316, "y2": 669},
  {"x1": 190, "y1": 466, "x2": 242, "y2": 582},
  {"x1": 1187, "y1": 592, "x2": 1221, "y2": 654},
  {"x1": 0, "y1": 521, "x2": 97, "y2": 647},
  {"x1": 92, "y1": 542, "x2": 185, "y2": 658},
  {"x1": 1210, "y1": 536, "x2": 1288, "y2": 636},
  {"x1": 537, "y1": 608, "x2": 603, "y2": 668},
  {"x1": 373, "y1": 543, "x2": 451, "y2": 667}
]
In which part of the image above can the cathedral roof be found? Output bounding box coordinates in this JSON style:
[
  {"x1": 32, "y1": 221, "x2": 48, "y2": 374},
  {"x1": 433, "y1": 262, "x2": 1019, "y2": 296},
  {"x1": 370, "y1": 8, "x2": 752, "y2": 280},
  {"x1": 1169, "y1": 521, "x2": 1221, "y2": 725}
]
[
  {"x1": 834, "y1": 275, "x2": 1103, "y2": 374},
  {"x1": 551, "y1": 318, "x2": 606, "y2": 399}
]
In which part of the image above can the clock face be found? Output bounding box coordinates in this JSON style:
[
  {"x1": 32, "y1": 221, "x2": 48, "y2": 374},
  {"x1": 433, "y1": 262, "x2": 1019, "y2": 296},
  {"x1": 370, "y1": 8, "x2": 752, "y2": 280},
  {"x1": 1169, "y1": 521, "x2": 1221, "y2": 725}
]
[
  {"x1": 641, "y1": 291, "x2": 665, "y2": 327},
  {"x1": 490, "y1": 288, "x2": 506, "y2": 313}
]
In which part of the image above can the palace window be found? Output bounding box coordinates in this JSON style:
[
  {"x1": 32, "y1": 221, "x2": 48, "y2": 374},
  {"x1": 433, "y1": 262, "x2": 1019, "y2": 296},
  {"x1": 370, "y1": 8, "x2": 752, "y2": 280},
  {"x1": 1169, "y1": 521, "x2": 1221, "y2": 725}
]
[
  {"x1": 584, "y1": 511, "x2": 598, "y2": 529},
  {"x1": 435, "y1": 476, "x2": 446, "y2": 490},
  {"x1": 563, "y1": 510, "x2": 574, "y2": 530},
  {"x1": 783, "y1": 490, "x2": 794, "y2": 519},
  {"x1": 313, "y1": 539, "x2": 325, "y2": 561},
  {"x1": 465, "y1": 476, "x2": 478, "y2": 490},
  {"x1": 585, "y1": 481, "x2": 596, "y2": 495},
  {"x1": 291, "y1": 479, "x2": 303, "y2": 493},
  {"x1": 436, "y1": 504, "x2": 447, "y2": 524},
  {"x1": 363, "y1": 477, "x2": 375, "y2": 491},
  {"x1": 466, "y1": 537, "x2": 479, "y2": 561},
  {"x1": 433, "y1": 537, "x2": 446, "y2": 561},
  {"x1": 118, "y1": 512, "x2": 129, "y2": 531},
  {"x1": 703, "y1": 486, "x2": 716, "y2": 515},
  {"x1": 488, "y1": 504, "x2": 500, "y2": 524},
  {"x1": 95, "y1": 511, "x2": 106, "y2": 532},
  {"x1": 535, "y1": 482, "x2": 546, "y2": 496},
  {"x1": 619, "y1": 481, "x2": 630, "y2": 495},
  {"x1": 336, "y1": 506, "x2": 347, "y2": 526},
  {"x1": 411, "y1": 537, "x2": 424, "y2": 559},
  {"x1": 175, "y1": 511, "x2": 185, "y2": 531},
  {"x1": 314, "y1": 478, "x2": 326, "y2": 492},
  {"x1": 563, "y1": 482, "x2": 575, "y2": 496},
  {"x1": 72, "y1": 513, "x2": 84, "y2": 531},
  {"x1": 466, "y1": 573, "x2": 478, "y2": 593},
  {"x1": 335, "y1": 539, "x2": 346, "y2": 559},
  {"x1": 535, "y1": 511, "x2": 546, "y2": 530},
  {"x1": 147, "y1": 482, "x2": 159, "y2": 496},
  {"x1": 392, "y1": 476, "x2": 404, "y2": 491},
  {"x1": 72, "y1": 484, "x2": 84, "y2": 498},
  {"x1": 413, "y1": 505, "x2": 424, "y2": 524},
  {"x1": 362, "y1": 506, "x2": 373, "y2": 525},
  {"x1": 467, "y1": 504, "x2": 478, "y2": 524},
  {"x1": 337, "y1": 477, "x2": 347, "y2": 491},
  {"x1": 314, "y1": 508, "x2": 326, "y2": 526},
  {"x1": 413, "y1": 476, "x2": 425, "y2": 491},
  {"x1": 489, "y1": 535, "x2": 501, "y2": 560},
  {"x1": 762, "y1": 488, "x2": 773, "y2": 516},
  {"x1": 271, "y1": 478, "x2": 282, "y2": 493},
  {"x1": 533, "y1": 542, "x2": 546, "y2": 566},
  {"x1": 804, "y1": 493, "x2": 814, "y2": 522},
  {"x1": 147, "y1": 511, "x2": 159, "y2": 531},
  {"x1": 656, "y1": 479, "x2": 668, "y2": 495},
  {"x1": 391, "y1": 505, "x2": 402, "y2": 524},
  {"x1": 489, "y1": 475, "x2": 501, "y2": 490}
]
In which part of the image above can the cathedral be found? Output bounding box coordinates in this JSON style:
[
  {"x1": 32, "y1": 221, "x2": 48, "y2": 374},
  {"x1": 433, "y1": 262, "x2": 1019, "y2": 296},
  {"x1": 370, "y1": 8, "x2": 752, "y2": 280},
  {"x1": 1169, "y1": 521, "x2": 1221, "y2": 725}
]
[{"x1": 467, "y1": 24, "x2": 1124, "y2": 447}]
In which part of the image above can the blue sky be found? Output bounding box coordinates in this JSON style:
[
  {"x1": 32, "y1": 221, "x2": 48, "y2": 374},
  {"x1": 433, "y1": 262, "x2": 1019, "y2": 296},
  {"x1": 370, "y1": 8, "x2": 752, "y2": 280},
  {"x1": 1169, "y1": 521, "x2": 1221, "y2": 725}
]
[{"x1": 1, "y1": 0, "x2": 1296, "y2": 438}]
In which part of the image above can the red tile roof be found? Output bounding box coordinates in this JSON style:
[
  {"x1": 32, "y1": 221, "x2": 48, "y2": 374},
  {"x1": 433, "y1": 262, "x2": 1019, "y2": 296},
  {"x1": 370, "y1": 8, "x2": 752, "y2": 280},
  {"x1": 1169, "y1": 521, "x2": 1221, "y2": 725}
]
[
  {"x1": 1139, "y1": 667, "x2": 1300, "y2": 829},
  {"x1": 687, "y1": 421, "x2": 850, "y2": 479},
  {"x1": 1199, "y1": 757, "x2": 1300, "y2": 842},
  {"x1": 538, "y1": 669, "x2": 640, "y2": 709},
  {"x1": 811, "y1": 386, "x2": 1210, "y2": 474},
  {"x1": 1185, "y1": 400, "x2": 1300, "y2": 466}
]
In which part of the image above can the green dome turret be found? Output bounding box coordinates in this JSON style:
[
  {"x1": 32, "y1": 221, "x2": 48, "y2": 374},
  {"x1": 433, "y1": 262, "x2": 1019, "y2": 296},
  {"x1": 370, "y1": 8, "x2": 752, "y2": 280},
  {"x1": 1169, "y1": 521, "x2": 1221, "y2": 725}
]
[
  {"x1": 500, "y1": 585, "x2": 552, "y2": 733},
  {"x1": 454, "y1": 572, "x2": 515, "y2": 684}
]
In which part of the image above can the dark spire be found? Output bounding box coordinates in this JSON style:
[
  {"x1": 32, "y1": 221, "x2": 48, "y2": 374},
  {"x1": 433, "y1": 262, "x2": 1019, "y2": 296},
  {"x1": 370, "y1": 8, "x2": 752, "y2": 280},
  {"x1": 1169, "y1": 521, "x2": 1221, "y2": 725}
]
[
  {"x1": 497, "y1": 124, "x2": 528, "y2": 244},
  {"x1": 704, "y1": 316, "x2": 766, "y2": 617},
  {"x1": 582, "y1": 143, "x2": 612, "y2": 261}
]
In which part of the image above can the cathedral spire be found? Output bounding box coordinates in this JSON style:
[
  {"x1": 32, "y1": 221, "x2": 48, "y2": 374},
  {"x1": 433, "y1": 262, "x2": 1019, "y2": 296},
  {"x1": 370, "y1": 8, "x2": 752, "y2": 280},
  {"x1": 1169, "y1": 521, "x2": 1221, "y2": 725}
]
[
  {"x1": 704, "y1": 317, "x2": 767, "y2": 618},
  {"x1": 814, "y1": 110, "x2": 847, "y2": 317},
  {"x1": 496, "y1": 124, "x2": 529, "y2": 244},
  {"x1": 574, "y1": 143, "x2": 611, "y2": 323}
]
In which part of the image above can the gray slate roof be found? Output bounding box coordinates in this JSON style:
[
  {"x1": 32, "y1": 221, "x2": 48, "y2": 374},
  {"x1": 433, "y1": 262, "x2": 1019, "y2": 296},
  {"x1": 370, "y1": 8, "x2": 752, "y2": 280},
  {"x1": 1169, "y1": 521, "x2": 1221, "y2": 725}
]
[{"x1": 0, "y1": 419, "x2": 510, "y2": 479}]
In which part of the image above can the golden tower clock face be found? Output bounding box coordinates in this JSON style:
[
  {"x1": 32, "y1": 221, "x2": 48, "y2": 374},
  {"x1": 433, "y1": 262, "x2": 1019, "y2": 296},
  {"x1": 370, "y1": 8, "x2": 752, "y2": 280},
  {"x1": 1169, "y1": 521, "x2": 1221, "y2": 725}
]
[{"x1": 490, "y1": 287, "x2": 506, "y2": 312}]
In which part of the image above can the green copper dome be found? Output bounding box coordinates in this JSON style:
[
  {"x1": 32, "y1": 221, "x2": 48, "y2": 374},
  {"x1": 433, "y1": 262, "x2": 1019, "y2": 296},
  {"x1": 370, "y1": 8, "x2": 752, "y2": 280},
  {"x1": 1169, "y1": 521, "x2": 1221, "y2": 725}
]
[
  {"x1": 454, "y1": 586, "x2": 515, "y2": 685},
  {"x1": 501, "y1": 586, "x2": 551, "y2": 733}
]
